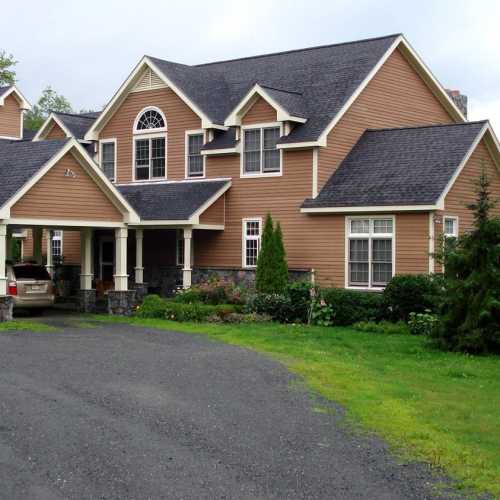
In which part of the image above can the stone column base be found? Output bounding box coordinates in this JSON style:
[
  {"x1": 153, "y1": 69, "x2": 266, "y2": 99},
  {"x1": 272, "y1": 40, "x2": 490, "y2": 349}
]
[
  {"x1": 0, "y1": 296, "x2": 13, "y2": 322},
  {"x1": 79, "y1": 289, "x2": 97, "y2": 313},
  {"x1": 108, "y1": 290, "x2": 137, "y2": 316},
  {"x1": 132, "y1": 283, "x2": 148, "y2": 302}
]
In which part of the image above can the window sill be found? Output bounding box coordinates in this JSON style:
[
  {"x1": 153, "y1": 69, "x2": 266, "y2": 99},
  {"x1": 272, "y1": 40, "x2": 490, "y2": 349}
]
[
  {"x1": 345, "y1": 286, "x2": 385, "y2": 292},
  {"x1": 240, "y1": 171, "x2": 282, "y2": 179}
]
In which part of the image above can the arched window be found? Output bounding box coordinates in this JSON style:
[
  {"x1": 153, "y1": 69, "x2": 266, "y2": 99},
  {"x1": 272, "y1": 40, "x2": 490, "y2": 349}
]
[
  {"x1": 135, "y1": 109, "x2": 165, "y2": 131},
  {"x1": 133, "y1": 107, "x2": 167, "y2": 180}
]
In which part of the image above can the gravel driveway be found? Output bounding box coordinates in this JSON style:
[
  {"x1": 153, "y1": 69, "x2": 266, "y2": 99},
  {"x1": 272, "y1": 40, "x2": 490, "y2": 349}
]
[{"x1": 0, "y1": 317, "x2": 455, "y2": 499}]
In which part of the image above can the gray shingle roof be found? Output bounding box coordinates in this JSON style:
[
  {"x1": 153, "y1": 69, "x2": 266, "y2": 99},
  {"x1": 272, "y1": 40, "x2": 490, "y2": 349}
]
[
  {"x1": 260, "y1": 85, "x2": 307, "y2": 119},
  {"x1": 149, "y1": 34, "x2": 400, "y2": 144},
  {"x1": 0, "y1": 139, "x2": 69, "y2": 207},
  {"x1": 302, "y1": 121, "x2": 487, "y2": 209},
  {"x1": 201, "y1": 128, "x2": 238, "y2": 151},
  {"x1": 53, "y1": 111, "x2": 100, "y2": 139},
  {"x1": 0, "y1": 86, "x2": 12, "y2": 99},
  {"x1": 117, "y1": 180, "x2": 229, "y2": 221}
]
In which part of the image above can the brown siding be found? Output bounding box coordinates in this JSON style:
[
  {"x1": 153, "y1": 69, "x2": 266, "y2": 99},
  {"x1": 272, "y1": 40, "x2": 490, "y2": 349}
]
[
  {"x1": 0, "y1": 94, "x2": 21, "y2": 138},
  {"x1": 99, "y1": 88, "x2": 202, "y2": 183},
  {"x1": 45, "y1": 121, "x2": 67, "y2": 139},
  {"x1": 22, "y1": 229, "x2": 80, "y2": 265},
  {"x1": 199, "y1": 195, "x2": 225, "y2": 225},
  {"x1": 395, "y1": 213, "x2": 430, "y2": 275},
  {"x1": 11, "y1": 152, "x2": 123, "y2": 221},
  {"x1": 318, "y1": 48, "x2": 455, "y2": 189},
  {"x1": 241, "y1": 97, "x2": 277, "y2": 125},
  {"x1": 444, "y1": 140, "x2": 500, "y2": 230}
]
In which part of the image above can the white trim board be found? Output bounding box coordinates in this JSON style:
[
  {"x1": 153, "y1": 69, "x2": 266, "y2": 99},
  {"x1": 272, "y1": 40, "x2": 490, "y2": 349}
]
[
  {"x1": 0, "y1": 86, "x2": 32, "y2": 110},
  {"x1": 33, "y1": 113, "x2": 73, "y2": 141}
]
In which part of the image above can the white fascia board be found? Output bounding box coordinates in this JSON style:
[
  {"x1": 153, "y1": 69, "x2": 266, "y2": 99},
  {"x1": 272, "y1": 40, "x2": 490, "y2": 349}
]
[
  {"x1": 85, "y1": 57, "x2": 224, "y2": 141},
  {"x1": 301, "y1": 204, "x2": 439, "y2": 214},
  {"x1": 6, "y1": 218, "x2": 126, "y2": 229},
  {"x1": 0, "y1": 86, "x2": 32, "y2": 110},
  {"x1": 224, "y1": 84, "x2": 307, "y2": 127},
  {"x1": 277, "y1": 140, "x2": 324, "y2": 149},
  {"x1": 189, "y1": 181, "x2": 231, "y2": 219},
  {"x1": 33, "y1": 113, "x2": 73, "y2": 141},
  {"x1": 132, "y1": 219, "x2": 194, "y2": 227},
  {"x1": 436, "y1": 122, "x2": 490, "y2": 207}
]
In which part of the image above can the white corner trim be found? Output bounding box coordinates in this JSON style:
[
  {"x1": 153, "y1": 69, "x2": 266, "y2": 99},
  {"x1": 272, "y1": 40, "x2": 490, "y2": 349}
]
[
  {"x1": 428, "y1": 212, "x2": 435, "y2": 274},
  {"x1": 0, "y1": 85, "x2": 32, "y2": 110},
  {"x1": 224, "y1": 84, "x2": 307, "y2": 127},
  {"x1": 301, "y1": 204, "x2": 439, "y2": 214},
  {"x1": 312, "y1": 147, "x2": 319, "y2": 198},
  {"x1": 33, "y1": 113, "x2": 73, "y2": 141}
]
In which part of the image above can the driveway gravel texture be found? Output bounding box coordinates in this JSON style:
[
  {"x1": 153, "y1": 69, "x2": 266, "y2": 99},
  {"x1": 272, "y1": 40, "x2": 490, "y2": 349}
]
[{"x1": 0, "y1": 316, "x2": 459, "y2": 499}]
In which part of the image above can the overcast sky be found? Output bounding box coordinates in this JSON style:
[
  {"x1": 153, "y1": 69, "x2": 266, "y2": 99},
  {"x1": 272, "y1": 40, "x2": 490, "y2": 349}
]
[{"x1": 3, "y1": 0, "x2": 500, "y2": 128}]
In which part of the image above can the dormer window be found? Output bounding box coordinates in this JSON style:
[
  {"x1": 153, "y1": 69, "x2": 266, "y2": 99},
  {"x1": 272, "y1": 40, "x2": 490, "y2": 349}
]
[
  {"x1": 133, "y1": 107, "x2": 167, "y2": 181},
  {"x1": 242, "y1": 124, "x2": 282, "y2": 176}
]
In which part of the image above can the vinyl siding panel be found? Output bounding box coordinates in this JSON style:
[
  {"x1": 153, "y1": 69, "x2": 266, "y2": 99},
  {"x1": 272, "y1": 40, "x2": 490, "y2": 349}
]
[
  {"x1": 0, "y1": 94, "x2": 21, "y2": 138},
  {"x1": 318, "y1": 48, "x2": 455, "y2": 190},
  {"x1": 45, "y1": 122, "x2": 67, "y2": 139},
  {"x1": 11, "y1": 152, "x2": 123, "y2": 221},
  {"x1": 199, "y1": 194, "x2": 225, "y2": 225},
  {"x1": 395, "y1": 213, "x2": 430, "y2": 275},
  {"x1": 242, "y1": 97, "x2": 277, "y2": 125},
  {"x1": 99, "y1": 88, "x2": 202, "y2": 183},
  {"x1": 22, "y1": 229, "x2": 80, "y2": 265}
]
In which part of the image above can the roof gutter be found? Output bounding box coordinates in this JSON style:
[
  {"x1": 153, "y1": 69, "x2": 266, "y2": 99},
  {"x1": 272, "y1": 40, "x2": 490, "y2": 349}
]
[{"x1": 300, "y1": 204, "x2": 442, "y2": 214}]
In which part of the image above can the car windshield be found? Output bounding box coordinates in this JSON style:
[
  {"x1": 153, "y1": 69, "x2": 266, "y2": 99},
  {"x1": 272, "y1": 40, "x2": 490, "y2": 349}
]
[{"x1": 13, "y1": 265, "x2": 51, "y2": 281}]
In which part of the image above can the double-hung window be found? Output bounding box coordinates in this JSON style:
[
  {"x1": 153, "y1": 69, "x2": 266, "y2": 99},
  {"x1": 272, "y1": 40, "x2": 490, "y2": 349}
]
[
  {"x1": 242, "y1": 219, "x2": 261, "y2": 267},
  {"x1": 443, "y1": 216, "x2": 458, "y2": 238},
  {"x1": 133, "y1": 108, "x2": 167, "y2": 181},
  {"x1": 243, "y1": 126, "x2": 281, "y2": 175},
  {"x1": 100, "y1": 140, "x2": 116, "y2": 181},
  {"x1": 51, "y1": 230, "x2": 63, "y2": 261},
  {"x1": 347, "y1": 217, "x2": 394, "y2": 288},
  {"x1": 186, "y1": 132, "x2": 205, "y2": 178}
]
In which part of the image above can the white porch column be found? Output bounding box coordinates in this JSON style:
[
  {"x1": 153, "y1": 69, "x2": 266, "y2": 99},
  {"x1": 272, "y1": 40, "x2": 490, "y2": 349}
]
[
  {"x1": 134, "y1": 229, "x2": 144, "y2": 284},
  {"x1": 114, "y1": 227, "x2": 128, "y2": 291},
  {"x1": 0, "y1": 224, "x2": 7, "y2": 295},
  {"x1": 33, "y1": 227, "x2": 43, "y2": 265},
  {"x1": 80, "y1": 228, "x2": 93, "y2": 290},
  {"x1": 182, "y1": 228, "x2": 192, "y2": 289},
  {"x1": 46, "y1": 230, "x2": 54, "y2": 277}
]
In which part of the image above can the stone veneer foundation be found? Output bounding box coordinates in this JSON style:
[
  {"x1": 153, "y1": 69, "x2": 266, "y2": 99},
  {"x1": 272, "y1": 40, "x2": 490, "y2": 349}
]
[
  {"x1": 78, "y1": 289, "x2": 96, "y2": 313},
  {"x1": 108, "y1": 290, "x2": 136, "y2": 316},
  {"x1": 0, "y1": 296, "x2": 13, "y2": 322}
]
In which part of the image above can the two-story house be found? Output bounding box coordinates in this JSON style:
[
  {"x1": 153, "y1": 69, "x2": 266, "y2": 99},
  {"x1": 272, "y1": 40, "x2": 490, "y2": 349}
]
[{"x1": 1, "y1": 33, "x2": 499, "y2": 317}]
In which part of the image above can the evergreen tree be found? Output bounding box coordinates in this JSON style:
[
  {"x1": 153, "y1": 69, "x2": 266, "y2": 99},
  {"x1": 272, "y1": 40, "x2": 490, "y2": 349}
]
[
  {"x1": 255, "y1": 214, "x2": 275, "y2": 293},
  {"x1": 434, "y1": 168, "x2": 500, "y2": 353},
  {"x1": 273, "y1": 222, "x2": 288, "y2": 293}
]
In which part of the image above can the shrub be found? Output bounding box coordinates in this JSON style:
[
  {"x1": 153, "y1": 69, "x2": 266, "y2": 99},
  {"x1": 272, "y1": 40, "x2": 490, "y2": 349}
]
[
  {"x1": 137, "y1": 294, "x2": 169, "y2": 318},
  {"x1": 322, "y1": 288, "x2": 385, "y2": 326},
  {"x1": 285, "y1": 281, "x2": 312, "y2": 323},
  {"x1": 256, "y1": 214, "x2": 288, "y2": 294},
  {"x1": 173, "y1": 278, "x2": 247, "y2": 305},
  {"x1": 408, "y1": 311, "x2": 438, "y2": 336},
  {"x1": 433, "y1": 169, "x2": 500, "y2": 354},
  {"x1": 310, "y1": 294, "x2": 333, "y2": 326},
  {"x1": 207, "y1": 312, "x2": 272, "y2": 324},
  {"x1": 383, "y1": 274, "x2": 442, "y2": 321},
  {"x1": 353, "y1": 321, "x2": 409, "y2": 335},
  {"x1": 247, "y1": 293, "x2": 292, "y2": 322}
]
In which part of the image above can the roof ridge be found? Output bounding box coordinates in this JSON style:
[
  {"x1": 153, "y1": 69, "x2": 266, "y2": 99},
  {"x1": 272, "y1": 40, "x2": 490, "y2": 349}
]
[
  {"x1": 53, "y1": 110, "x2": 97, "y2": 119},
  {"x1": 365, "y1": 120, "x2": 488, "y2": 134},
  {"x1": 193, "y1": 33, "x2": 402, "y2": 68}
]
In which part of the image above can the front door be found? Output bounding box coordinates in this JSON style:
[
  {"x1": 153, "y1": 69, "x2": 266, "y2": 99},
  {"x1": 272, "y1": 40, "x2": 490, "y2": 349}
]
[{"x1": 98, "y1": 237, "x2": 114, "y2": 294}]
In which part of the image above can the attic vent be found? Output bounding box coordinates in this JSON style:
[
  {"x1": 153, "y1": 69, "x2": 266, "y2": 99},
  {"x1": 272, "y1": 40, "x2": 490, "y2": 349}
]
[{"x1": 132, "y1": 68, "x2": 167, "y2": 92}]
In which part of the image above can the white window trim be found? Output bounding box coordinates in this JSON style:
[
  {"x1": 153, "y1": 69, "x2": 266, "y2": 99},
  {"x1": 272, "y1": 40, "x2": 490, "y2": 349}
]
[
  {"x1": 185, "y1": 129, "x2": 206, "y2": 179},
  {"x1": 52, "y1": 230, "x2": 63, "y2": 259},
  {"x1": 240, "y1": 122, "x2": 283, "y2": 178},
  {"x1": 132, "y1": 132, "x2": 168, "y2": 182},
  {"x1": 242, "y1": 217, "x2": 262, "y2": 268},
  {"x1": 443, "y1": 215, "x2": 459, "y2": 238},
  {"x1": 344, "y1": 215, "x2": 396, "y2": 290},
  {"x1": 133, "y1": 106, "x2": 167, "y2": 134},
  {"x1": 99, "y1": 138, "x2": 117, "y2": 182}
]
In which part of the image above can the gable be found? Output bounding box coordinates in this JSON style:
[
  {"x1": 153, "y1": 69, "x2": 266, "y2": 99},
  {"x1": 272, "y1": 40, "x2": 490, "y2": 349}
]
[
  {"x1": 45, "y1": 121, "x2": 68, "y2": 139},
  {"x1": 0, "y1": 94, "x2": 22, "y2": 139},
  {"x1": 317, "y1": 47, "x2": 455, "y2": 189},
  {"x1": 11, "y1": 152, "x2": 123, "y2": 222},
  {"x1": 199, "y1": 194, "x2": 225, "y2": 225},
  {"x1": 445, "y1": 138, "x2": 500, "y2": 229},
  {"x1": 241, "y1": 96, "x2": 277, "y2": 125}
]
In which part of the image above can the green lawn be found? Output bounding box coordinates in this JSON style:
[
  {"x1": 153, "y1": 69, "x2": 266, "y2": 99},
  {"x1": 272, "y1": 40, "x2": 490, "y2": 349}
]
[
  {"x1": 0, "y1": 319, "x2": 58, "y2": 332},
  {"x1": 94, "y1": 315, "x2": 500, "y2": 497}
]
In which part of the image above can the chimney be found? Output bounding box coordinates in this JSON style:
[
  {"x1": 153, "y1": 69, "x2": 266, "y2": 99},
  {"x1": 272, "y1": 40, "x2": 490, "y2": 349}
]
[{"x1": 446, "y1": 89, "x2": 468, "y2": 118}]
